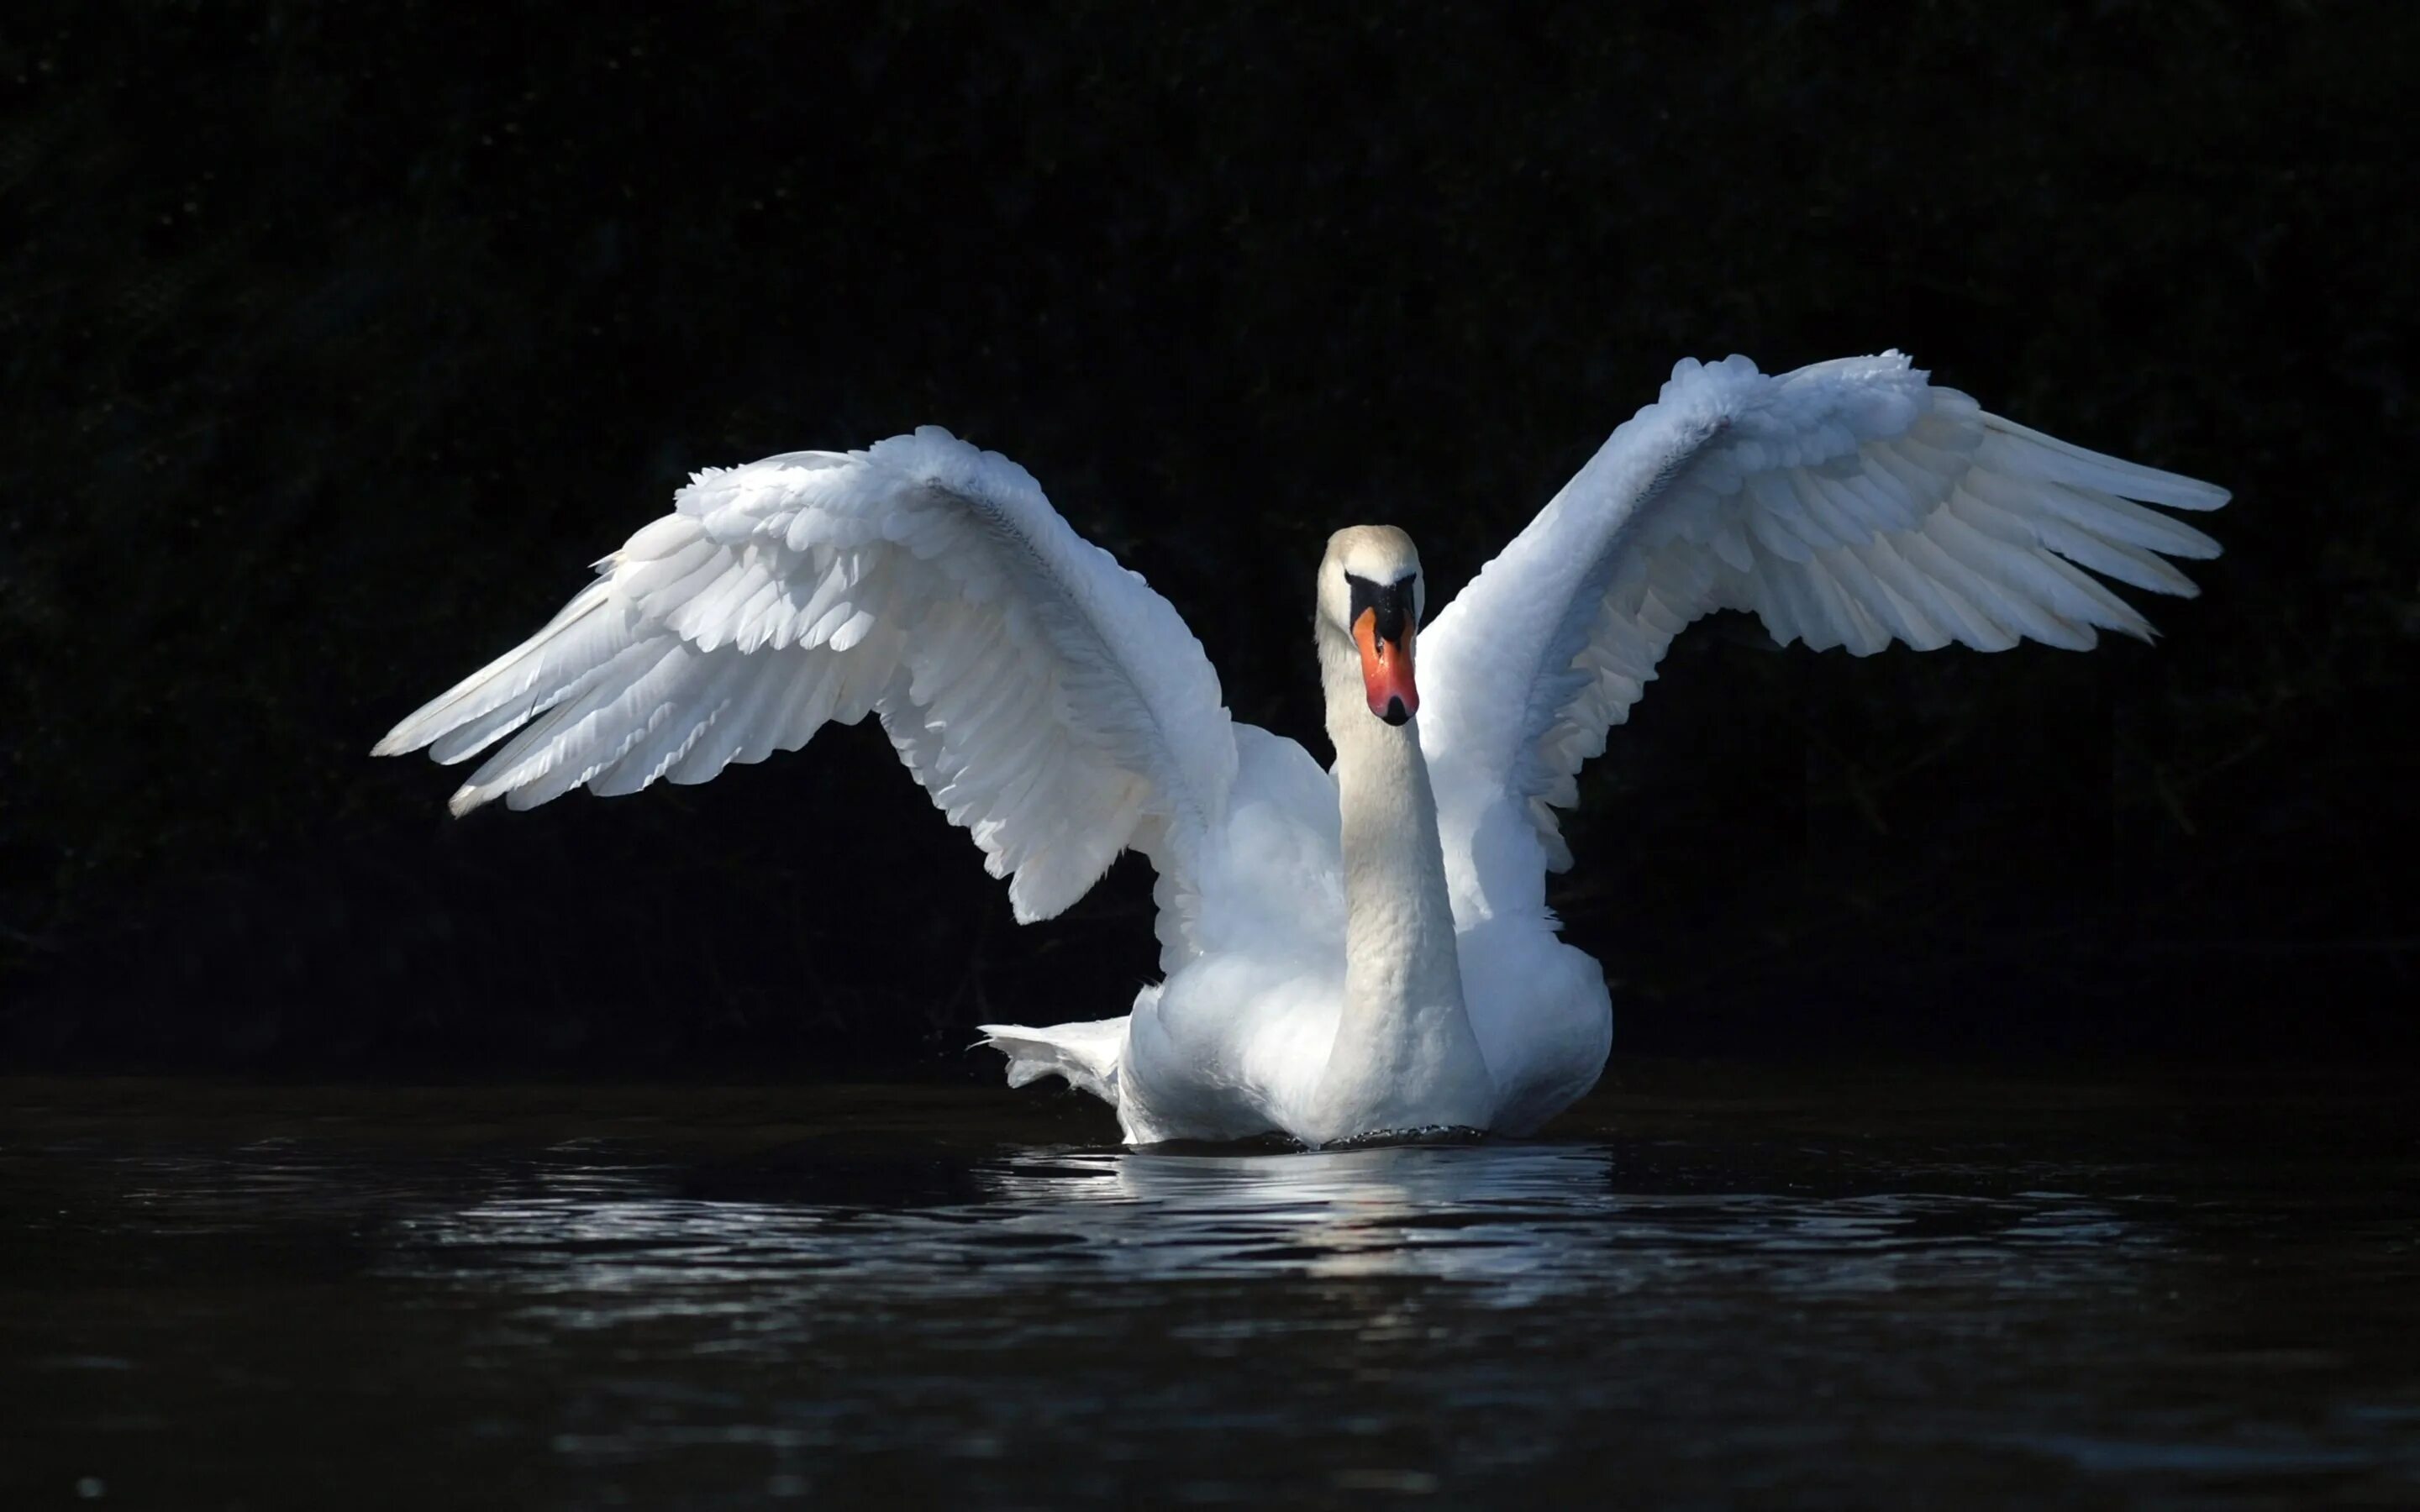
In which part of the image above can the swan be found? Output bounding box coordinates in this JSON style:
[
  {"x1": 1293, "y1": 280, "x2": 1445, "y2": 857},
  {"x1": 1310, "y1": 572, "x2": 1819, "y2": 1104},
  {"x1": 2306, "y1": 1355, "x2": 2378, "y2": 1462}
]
[{"x1": 376, "y1": 351, "x2": 2228, "y2": 1146}]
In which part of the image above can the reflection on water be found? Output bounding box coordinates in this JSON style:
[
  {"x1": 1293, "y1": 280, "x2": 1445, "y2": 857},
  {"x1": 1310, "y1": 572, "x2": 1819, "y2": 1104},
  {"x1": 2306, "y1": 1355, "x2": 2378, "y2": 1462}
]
[
  {"x1": 3, "y1": 1072, "x2": 2416, "y2": 1507},
  {"x1": 405, "y1": 1143, "x2": 2156, "y2": 1310}
]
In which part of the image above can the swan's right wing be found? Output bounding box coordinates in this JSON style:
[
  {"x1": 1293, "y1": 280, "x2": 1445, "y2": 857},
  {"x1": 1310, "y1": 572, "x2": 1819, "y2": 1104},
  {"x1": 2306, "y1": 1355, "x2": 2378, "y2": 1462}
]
[
  {"x1": 1418, "y1": 352, "x2": 2228, "y2": 885},
  {"x1": 376, "y1": 427, "x2": 1236, "y2": 927}
]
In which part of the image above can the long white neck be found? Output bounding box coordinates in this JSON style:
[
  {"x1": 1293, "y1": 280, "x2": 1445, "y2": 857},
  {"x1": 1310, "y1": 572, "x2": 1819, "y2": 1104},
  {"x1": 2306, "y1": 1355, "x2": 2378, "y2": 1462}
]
[{"x1": 1305, "y1": 633, "x2": 1496, "y2": 1143}]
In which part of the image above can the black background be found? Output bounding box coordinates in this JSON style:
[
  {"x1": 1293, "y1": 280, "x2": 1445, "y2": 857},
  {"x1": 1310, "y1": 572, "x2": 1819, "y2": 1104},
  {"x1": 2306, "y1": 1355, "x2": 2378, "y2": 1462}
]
[{"x1": 6, "y1": 1, "x2": 2413, "y2": 1074}]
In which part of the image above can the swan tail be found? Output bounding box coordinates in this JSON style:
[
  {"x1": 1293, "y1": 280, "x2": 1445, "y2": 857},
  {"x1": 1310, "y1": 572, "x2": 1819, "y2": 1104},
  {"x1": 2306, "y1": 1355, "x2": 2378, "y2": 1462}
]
[{"x1": 978, "y1": 1016, "x2": 1127, "y2": 1106}]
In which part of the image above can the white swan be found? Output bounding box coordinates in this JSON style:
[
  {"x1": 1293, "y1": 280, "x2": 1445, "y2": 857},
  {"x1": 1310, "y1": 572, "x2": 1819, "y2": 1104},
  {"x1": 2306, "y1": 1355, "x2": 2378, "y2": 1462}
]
[{"x1": 376, "y1": 351, "x2": 2227, "y2": 1146}]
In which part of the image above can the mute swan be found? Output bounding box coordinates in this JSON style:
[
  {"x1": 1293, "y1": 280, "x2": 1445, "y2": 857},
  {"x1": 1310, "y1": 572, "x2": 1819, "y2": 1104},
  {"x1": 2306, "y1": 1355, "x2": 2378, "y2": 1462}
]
[{"x1": 376, "y1": 352, "x2": 2227, "y2": 1146}]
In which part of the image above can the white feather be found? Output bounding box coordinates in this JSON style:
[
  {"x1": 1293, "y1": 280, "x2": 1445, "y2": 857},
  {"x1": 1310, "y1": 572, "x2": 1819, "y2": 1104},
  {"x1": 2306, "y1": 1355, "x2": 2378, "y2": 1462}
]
[
  {"x1": 1419, "y1": 350, "x2": 2229, "y2": 885},
  {"x1": 377, "y1": 427, "x2": 1243, "y2": 927}
]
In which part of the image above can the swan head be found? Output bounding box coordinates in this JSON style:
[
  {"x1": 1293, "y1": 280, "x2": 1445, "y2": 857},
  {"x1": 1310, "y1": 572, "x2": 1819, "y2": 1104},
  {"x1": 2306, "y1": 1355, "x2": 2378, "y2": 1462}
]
[{"x1": 1318, "y1": 526, "x2": 1426, "y2": 727}]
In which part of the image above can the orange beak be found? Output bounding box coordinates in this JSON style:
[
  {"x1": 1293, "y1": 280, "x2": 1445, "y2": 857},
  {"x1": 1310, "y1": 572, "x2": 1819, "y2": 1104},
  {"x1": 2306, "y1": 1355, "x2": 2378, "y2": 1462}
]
[{"x1": 1353, "y1": 607, "x2": 1418, "y2": 726}]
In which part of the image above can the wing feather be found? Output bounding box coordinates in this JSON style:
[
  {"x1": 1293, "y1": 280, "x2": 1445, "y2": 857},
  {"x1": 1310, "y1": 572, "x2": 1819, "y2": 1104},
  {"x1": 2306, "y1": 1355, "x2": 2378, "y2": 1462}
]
[
  {"x1": 1419, "y1": 352, "x2": 2228, "y2": 892},
  {"x1": 377, "y1": 427, "x2": 1236, "y2": 926}
]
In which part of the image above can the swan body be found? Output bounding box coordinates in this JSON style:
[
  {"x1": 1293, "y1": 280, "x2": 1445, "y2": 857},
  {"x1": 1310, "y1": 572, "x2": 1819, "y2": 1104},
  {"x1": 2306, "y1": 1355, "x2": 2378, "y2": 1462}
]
[{"x1": 377, "y1": 352, "x2": 2228, "y2": 1146}]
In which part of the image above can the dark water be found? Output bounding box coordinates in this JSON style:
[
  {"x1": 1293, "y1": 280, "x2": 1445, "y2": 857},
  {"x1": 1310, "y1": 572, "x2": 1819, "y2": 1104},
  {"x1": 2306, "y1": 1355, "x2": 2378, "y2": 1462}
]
[{"x1": 3, "y1": 1067, "x2": 2414, "y2": 1508}]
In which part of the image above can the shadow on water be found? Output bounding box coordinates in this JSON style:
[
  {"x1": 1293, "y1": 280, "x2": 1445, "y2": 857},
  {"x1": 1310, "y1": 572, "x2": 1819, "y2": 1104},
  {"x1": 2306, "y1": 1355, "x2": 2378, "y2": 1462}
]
[{"x1": 3, "y1": 1070, "x2": 2417, "y2": 1505}]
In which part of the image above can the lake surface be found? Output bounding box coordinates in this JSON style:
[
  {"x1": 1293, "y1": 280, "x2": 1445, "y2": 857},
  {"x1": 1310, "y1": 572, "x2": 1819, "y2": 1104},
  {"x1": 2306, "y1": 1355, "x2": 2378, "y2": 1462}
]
[{"x1": 3, "y1": 1064, "x2": 2414, "y2": 1507}]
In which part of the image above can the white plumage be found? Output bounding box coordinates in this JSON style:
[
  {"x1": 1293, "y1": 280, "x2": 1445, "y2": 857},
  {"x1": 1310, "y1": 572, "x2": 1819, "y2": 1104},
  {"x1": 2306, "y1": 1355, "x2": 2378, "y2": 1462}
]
[
  {"x1": 379, "y1": 354, "x2": 2228, "y2": 1146},
  {"x1": 1417, "y1": 353, "x2": 2224, "y2": 887},
  {"x1": 377, "y1": 429, "x2": 1234, "y2": 925}
]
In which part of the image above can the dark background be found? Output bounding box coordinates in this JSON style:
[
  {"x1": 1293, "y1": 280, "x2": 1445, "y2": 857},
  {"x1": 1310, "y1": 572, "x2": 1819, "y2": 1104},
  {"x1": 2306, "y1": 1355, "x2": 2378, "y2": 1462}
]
[{"x1": 5, "y1": 1, "x2": 2412, "y2": 1075}]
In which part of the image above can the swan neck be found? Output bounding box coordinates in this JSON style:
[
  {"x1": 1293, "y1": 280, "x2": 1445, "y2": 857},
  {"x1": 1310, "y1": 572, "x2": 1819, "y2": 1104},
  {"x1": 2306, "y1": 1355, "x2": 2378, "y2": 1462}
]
[
  {"x1": 1334, "y1": 720, "x2": 1460, "y2": 1014},
  {"x1": 1310, "y1": 636, "x2": 1491, "y2": 1140}
]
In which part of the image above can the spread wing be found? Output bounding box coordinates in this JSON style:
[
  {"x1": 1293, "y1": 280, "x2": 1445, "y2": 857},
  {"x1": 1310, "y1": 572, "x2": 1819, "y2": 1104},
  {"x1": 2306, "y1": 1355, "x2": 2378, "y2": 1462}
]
[
  {"x1": 1418, "y1": 352, "x2": 2229, "y2": 885},
  {"x1": 376, "y1": 427, "x2": 1236, "y2": 925}
]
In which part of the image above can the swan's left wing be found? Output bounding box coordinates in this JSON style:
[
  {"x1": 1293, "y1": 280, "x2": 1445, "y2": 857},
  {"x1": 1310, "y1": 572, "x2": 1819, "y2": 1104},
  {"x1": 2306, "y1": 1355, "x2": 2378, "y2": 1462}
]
[
  {"x1": 376, "y1": 427, "x2": 1235, "y2": 927},
  {"x1": 1418, "y1": 352, "x2": 2228, "y2": 879}
]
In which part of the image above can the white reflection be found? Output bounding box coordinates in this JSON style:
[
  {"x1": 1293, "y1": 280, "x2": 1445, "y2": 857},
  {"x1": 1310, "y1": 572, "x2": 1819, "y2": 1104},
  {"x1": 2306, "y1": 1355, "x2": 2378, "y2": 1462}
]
[
  {"x1": 980, "y1": 1144, "x2": 1621, "y2": 1296},
  {"x1": 380, "y1": 1139, "x2": 2160, "y2": 1320}
]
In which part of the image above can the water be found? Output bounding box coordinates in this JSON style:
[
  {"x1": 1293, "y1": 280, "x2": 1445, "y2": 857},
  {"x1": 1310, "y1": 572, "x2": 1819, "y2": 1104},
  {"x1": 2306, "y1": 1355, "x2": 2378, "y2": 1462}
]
[{"x1": 4, "y1": 1066, "x2": 2414, "y2": 1507}]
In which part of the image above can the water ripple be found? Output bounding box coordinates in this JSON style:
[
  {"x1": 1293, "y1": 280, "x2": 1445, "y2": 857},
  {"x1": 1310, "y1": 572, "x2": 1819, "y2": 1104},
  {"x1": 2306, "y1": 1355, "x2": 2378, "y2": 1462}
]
[{"x1": 383, "y1": 1142, "x2": 2161, "y2": 1314}]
